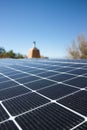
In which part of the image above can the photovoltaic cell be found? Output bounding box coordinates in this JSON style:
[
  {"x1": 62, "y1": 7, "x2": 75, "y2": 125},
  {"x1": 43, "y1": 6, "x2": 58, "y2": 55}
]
[
  {"x1": 70, "y1": 64, "x2": 85, "y2": 67},
  {"x1": 24, "y1": 79, "x2": 55, "y2": 90},
  {"x1": 49, "y1": 73, "x2": 75, "y2": 82},
  {"x1": 38, "y1": 84, "x2": 78, "y2": 100},
  {"x1": 16, "y1": 76, "x2": 40, "y2": 84},
  {"x1": 0, "y1": 105, "x2": 9, "y2": 122},
  {"x1": 64, "y1": 77, "x2": 87, "y2": 88},
  {"x1": 0, "y1": 85, "x2": 30, "y2": 100},
  {"x1": 74, "y1": 122, "x2": 87, "y2": 130},
  {"x1": 3, "y1": 71, "x2": 21, "y2": 76},
  {"x1": 38, "y1": 71, "x2": 59, "y2": 77},
  {"x1": 1, "y1": 70, "x2": 18, "y2": 75},
  {"x1": 3, "y1": 92, "x2": 49, "y2": 116},
  {"x1": 58, "y1": 90, "x2": 87, "y2": 116},
  {"x1": 0, "y1": 77, "x2": 9, "y2": 83},
  {"x1": 29, "y1": 70, "x2": 46, "y2": 74},
  {"x1": 68, "y1": 68, "x2": 87, "y2": 75},
  {"x1": 9, "y1": 73, "x2": 29, "y2": 79},
  {"x1": 54, "y1": 67, "x2": 74, "y2": 72},
  {"x1": 0, "y1": 80, "x2": 18, "y2": 90},
  {"x1": 44, "y1": 66, "x2": 61, "y2": 70},
  {"x1": 15, "y1": 103, "x2": 84, "y2": 130},
  {"x1": 0, "y1": 121, "x2": 19, "y2": 130}
]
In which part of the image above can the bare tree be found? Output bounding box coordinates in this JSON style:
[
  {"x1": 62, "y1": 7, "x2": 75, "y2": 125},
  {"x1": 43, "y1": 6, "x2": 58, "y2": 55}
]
[{"x1": 68, "y1": 34, "x2": 87, "y2": 59}]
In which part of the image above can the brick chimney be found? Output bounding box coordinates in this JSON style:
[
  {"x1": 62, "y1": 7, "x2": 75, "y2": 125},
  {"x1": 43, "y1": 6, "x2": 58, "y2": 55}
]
[{"x1": 28, "y1": 41, "x2": 40, "y2": 58}]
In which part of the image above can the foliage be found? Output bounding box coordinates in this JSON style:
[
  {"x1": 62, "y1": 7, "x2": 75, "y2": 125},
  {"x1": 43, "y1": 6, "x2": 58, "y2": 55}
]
[
  {"x1": 6, "y1": 50, "x2": 16, "y2": 58},
  {"x1": 15, "y1": 53, "x2": 25, "y2": 59},
  {"x1": 0, "y1": 47, "x2": 6, "y2": 54},
  {"x1": 68, "y1": 34, "x2": 87, "y2": 59},
  {"x1": 0, "y1": 48, "x2": 25, "y2": 59}
]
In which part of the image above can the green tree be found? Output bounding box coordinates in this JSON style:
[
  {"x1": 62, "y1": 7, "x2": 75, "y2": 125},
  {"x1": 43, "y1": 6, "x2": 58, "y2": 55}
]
[
  {"x1": 0, "y1": 47, "x2": 25, "y2": 59},
  {"x1": 15, "y1": 53, "x2": 25, "y2": 59},
  {"x1": 0, "y1": 47, "x2": 6, "y2": 54},
  {"x1": 6, "y1": 50, "x2": 16, "y2": 58}
]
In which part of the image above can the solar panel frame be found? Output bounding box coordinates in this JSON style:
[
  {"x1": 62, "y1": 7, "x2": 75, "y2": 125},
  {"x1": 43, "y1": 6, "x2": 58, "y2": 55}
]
[{"x1": 0, "y1": 59, "x2": 87, "y2": 129}]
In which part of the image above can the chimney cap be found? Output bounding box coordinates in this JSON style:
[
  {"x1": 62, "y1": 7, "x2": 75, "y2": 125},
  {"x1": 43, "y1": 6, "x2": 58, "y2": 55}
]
[{"x1": 33, "y1": 41, "x2": 36, "y2": 48}]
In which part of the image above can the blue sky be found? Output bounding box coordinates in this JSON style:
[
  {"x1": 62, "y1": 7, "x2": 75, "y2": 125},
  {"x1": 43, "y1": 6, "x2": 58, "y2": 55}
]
[{"x1": 0, "y1": 0, "x2": 87, "y2": 58}]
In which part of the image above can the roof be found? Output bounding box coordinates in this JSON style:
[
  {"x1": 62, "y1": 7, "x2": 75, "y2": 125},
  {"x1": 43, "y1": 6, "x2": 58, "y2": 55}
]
[{"x1": 0, "y1": 58, "x2": 87, "y2": 129}]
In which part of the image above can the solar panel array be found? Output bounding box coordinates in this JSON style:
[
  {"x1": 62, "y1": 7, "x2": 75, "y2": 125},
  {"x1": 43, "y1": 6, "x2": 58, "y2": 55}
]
[{"x1": 0, "y1": 58, "x2": 87, "y2": 130}]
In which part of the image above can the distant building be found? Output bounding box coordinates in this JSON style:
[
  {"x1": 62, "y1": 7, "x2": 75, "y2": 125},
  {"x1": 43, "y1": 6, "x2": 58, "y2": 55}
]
[{"x1": 28, "y1": 41, "x2": 41, "y2": 58}]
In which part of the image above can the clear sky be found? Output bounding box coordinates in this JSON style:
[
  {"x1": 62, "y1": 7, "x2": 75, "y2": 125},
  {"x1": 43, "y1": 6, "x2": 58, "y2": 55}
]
[{"x1": 0, "y1": 0, "x2": 87, "y2": 58}]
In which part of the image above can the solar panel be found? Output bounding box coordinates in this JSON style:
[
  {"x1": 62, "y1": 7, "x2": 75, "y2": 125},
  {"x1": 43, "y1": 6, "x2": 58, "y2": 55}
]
[{"x1": 0, "y1": 58, "x2": 87, "y2": 129}]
